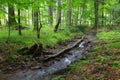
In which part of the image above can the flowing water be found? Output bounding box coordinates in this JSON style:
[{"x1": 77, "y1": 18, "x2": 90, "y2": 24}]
[{"x1": 0, "y1": 32, "x2": 96, "y2": 80}]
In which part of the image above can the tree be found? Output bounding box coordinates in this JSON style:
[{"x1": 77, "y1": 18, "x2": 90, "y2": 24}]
[
  {"x1": 0, "y1": 20, "x2": 1, "y2": 25},
  {"x1": 101, "y1": 0, "x2": 105, "y2": 27},
  {"x1": 34, "y1": 8, "x2": 39, "y2": 37},
  {"x1": 54, "y1": 0, "x2": 61, "y2": 32},
  {"x1": 8, "y1": 4, "x2": 17, "y2": 27},
  {"x1": 67, "y1": 0, "x2": 72, "y2": 26},
  {"x1": 48, "y1": 0, "x2": 53, "y2": 26},
  {"x1": 18, "y1": 9, "x2": 22, "y2": 35},
  {"x1": 75, "y1": 6, "x2": 79, "y2": 26},
  {"x1": 94, "y1": 0, "x2": 99, "y2": 29}
]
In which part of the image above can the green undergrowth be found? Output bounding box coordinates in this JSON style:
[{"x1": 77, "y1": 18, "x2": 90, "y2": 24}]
[
  {"x1": 0, "y1": 26, "x2": 82, "y2": 48},
  {"x1": 52, "y1": 29, "x2": 120, "y2": 80},
  {"x1": 0, "y1": 26, "x2": 83, "y2": 62},
  {"x1": 97, "y1": 30, "x2": 120, "y2": 42}
]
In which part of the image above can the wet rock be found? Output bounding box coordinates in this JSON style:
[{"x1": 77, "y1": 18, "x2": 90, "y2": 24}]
[
  {"x1": 8, "y1": 67, "x2": 12, "y2": 70},
  {"x1": 31, "y1": 66, "x2": 42, "y2": 70}
]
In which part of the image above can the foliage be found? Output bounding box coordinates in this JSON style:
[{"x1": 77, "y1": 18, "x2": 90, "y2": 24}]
[
  {"x1": 51, "y1": 30, "x2": 120, "y2": 80},
  {"x1": 97, "y1": 30, "x2": 120, "y2": 42},
  {"x1": 0, "y1": 26, "x2": 82, "y2": 60}
]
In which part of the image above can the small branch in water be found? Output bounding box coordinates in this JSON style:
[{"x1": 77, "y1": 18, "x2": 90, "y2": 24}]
[{"x1": 43, "y1": 38, "x2": 82, "y2": 62}]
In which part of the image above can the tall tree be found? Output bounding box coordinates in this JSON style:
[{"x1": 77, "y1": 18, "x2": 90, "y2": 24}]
[
  {"x1": 33, "y1": 9, "x2": 38, "y2": 31},
  {"x1": 75, "y1": 6, "x2": 79, "y2": 26},
  {"x1": 34, "y1": 7, "x2": 42, "y2": 38},
  {"x1": 18, "y1": 9, "x2": 22, "y2": 35},
  {"x1": 34, "y1": 8, "x2": 39, "y2": 34},
  {"x1": 79, "y1": 0, "x2": 86, "y2": 25},
  {"x1": 0, "y1": 20, "x2": 1, "y2": 25},
  {"x1": 48, "y1": 0, "x2": 53, "y2": 26},
  {"x1": 8, "y1": 4, "x2": 17, "y2": 27},
  {"x1": 94, "y1": 0, "x2": 99, "y2": 29},
  {"x1": 54, "y1": 0, "x2": 61, "y2": 32},
  {"x1": 101, "y1": 0, "x2": 105, "y2": 27},
  {"x1": 67, "y1": 0, "x2": 72, "y2": 26}
]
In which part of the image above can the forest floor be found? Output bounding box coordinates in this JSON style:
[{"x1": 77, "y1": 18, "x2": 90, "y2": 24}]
[
  {"x1": 0, "y1": 26, "x2": 83, "y2": 73},
  {"x1": 0, "y1": 26, "x2": 120, "y2": 80},
  {"x1": 51, "y1": 29, "x2": 120, "y2": 80}
]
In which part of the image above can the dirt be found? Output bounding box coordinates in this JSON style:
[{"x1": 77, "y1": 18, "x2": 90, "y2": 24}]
[
  {"x1": 62, "y1": 41, "x2": 120, "y2": 80},
  {"x1": 0, "y1": 35, "x2": 83, "y2": 74}
]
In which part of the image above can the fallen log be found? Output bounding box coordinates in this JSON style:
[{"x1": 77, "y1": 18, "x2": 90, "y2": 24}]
[{"x1": 43, "y1": 37, "x2": 83, "y2": 62}]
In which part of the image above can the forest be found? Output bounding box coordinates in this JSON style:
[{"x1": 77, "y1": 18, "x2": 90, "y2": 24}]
[{"x1": 0, "y1": 0, "x2": 120, "y2": 80}]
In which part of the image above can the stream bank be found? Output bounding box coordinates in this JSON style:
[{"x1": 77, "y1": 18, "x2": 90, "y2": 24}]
[{"x1": 0, "y1": 32, "x2": 96, "y2": 80}]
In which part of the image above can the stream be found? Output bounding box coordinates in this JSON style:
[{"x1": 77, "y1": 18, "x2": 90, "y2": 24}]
[{"x1": 0, "y1": 32, "x2": 96, "y2": 80}]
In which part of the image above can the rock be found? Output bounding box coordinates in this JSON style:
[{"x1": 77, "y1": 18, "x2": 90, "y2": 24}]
[{"x1": 31, "y1": 66, "x2": 42, "y2": 70}]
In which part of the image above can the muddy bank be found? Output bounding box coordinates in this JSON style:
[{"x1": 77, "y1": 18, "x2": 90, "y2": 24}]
[{"x1": 0, "y1": 33, "x2": 96, "y2": 80}]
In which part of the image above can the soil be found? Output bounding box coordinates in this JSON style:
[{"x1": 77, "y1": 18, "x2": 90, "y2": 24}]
[{"x1": 0, "y1": 35, "x2": 83, "y2": 73}]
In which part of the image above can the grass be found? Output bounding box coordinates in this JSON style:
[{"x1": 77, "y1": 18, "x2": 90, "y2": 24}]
[
  {"x1": 51, "y1": 29, "x2": 120, "y2": 80},
  {"x1": 0, "y1": 25, "x2": 83, "y2": 62},
  {"x1": 0, "y1": 26, "x2": 82, "y2": 47},
  {"x1": 97, "y1": 30, "x2": 120, "y2": 43}
]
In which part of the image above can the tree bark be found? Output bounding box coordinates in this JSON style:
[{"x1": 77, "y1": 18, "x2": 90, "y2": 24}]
[
  {"x1": 0, "y1": 20, "x2": 1, "y2": 25},
  {"x1": 48, "y1": 0, "x2": 53, "y2": 26},
  {"x1": 75, "y1": 7, "x2": 79, "y2": 26},
  {"x1": 54, "y1": 0, "x2": 61, "y2": 32},
  {"x1": 67, "y1": 0, "x2": 72, "y2": 26},
  {"x1": 94, "y1": 0, "x2": 99, "y2": 29},
  {"x1": 18, "y1": 9, "x2": 22, "y2": 35},
  {"x1": 33, "y1": 9, "x2": 38, "y2": 31},
  {"x1": 8, "y1": 5, "x2": 17, "y2": 27},
  {"x1": 118, "y1": 0, "x2": 120, "y2": 25},
  {"x1": 34, "y1": 7, "x2": 42, "y2": 38},
  {"x1": 34, "y1": 9, "x2": 39, "y2": 32},
  {"x1": 101, "y1": 0, "x2": 104, "y2": 27},
  {"x1": 32, "y1": 9, "x2": 34, "y2": 26}
]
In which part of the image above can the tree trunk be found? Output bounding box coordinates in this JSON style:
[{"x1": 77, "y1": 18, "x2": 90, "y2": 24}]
[
  {"x1": 101, "y1": 0, "x2": 104, "y2": 27},
  {"x1": 8, "y1": 5, "x2": 17, "y2": 27},
  {"x1": 33, "y1": 9, "x2": 38, "y2": 31},
  {"x1": 54, "y1": 0, "x2": 61, "y2": 32},
  {"x1": 118, "y1": 0, "x2": 120, "y2": 25},
  {"x1": 18, "y1": 9, "x2": 22, "y2": 35},
  {"x1": 75, "y1": 7, "x2": 79, "y2": 26},
  {"x1": 32, "y1": 9, "x2": 34, "y2": 28},
  {"x1": 79, "y1": 0, "x2": 86, "y2": 25},
  {"x1": 34, "y1": 7, "x2": 42, "y2": 38},
  {"x1": 24, "y1": 10, "x2": 27, "y2": 25},
  {"x1": 34, "y1": 9, "x2": 39, "y2": 31},
  {"x1": 0, "y1": 20, "x2": 1, "y2": 25},
  {"x1": 67, "y1": 0, "x2": 72, "y2": 26},
  {"x1": 94, "y1": 0, "x2": 99, "y2": 29},
  {"x1": 28, "y1": 9, "x2": 30, "y2": 25},
  {"x1": 48, "y1": 0, "x2": 53, "y2": 26}
]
